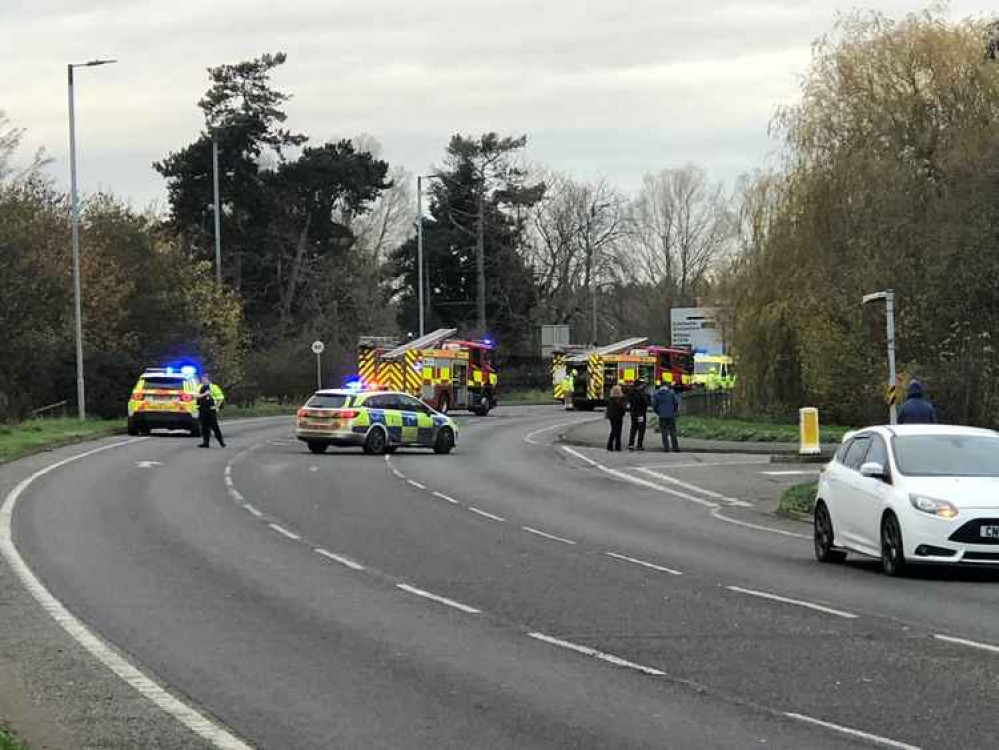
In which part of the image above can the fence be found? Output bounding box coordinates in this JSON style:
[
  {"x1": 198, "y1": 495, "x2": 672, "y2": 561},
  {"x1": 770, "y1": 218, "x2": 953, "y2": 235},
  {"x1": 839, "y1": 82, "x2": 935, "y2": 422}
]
[{"x1": 680, "y1": 390, "x2": 732, "y2": 418}]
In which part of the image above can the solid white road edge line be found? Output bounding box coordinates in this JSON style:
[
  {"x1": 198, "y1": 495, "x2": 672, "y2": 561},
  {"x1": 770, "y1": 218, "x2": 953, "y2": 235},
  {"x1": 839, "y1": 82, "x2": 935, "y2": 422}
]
[
  {"x1": 605, "y1": 551, "x2": 683, "y2": 576},
  {"x1": 0, "y1": 439, "x2": 255, "y2": 750},
  {"x1": 268, "y1": 523, "x2": 301, "y2": 541},
  {"x1": 635, "y1": 467, "x2": 750, "y2": 507},
  {"x1": 522, "y1": 526, "x2": 576, "y2": 545},
  {"x1": 762, "y1": 470, "x2": 821, "y2": 476},
  {"x1": 432, "y1": 491, "x2": 460, "y2": 505},
  {"x1": 637, "y1": 459, "x2": 771, "y2": 470},
  {"x1": 933, "y1": 633, "x2": 999, "y2": 654},
  {"x1": 561, "y1": 446, "x2": 719, "y2": 509},
  {"x1": 242, "y1": 503, "x2": 263, "y2": 518},
  {"x1": 314, "y1": 548, "x2": 365, "y2": 571},
  {"x1": 524, "y1": 417, "x2": 601, "y2": 445},
  {"x1": 469, "y1": 507, "x2": 506, "y2": 522},
  {"x1": 784, "y1": 712, "x2": 921, "y2": 750},
  {"x1": 407, "y1": 480, "x2": 427, "y2": 490},
  {"x1": 527, "y1": 632, "x2": 665, "y2": 676},
  {"x1": 726, "y1": 585, "x2": 858, "y2": 619},
  {"x1": 710, "y1": 509, "x2": 810, "y2": 540},
  {"x1": 396, "y1": 584, "x2": 480, "y2": 614}
]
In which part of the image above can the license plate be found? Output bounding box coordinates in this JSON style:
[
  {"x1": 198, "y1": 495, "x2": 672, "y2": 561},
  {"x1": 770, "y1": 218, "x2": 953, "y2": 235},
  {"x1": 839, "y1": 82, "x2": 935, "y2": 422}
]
[
  {"x1": 304, "y1": 420, "x2": 331, "y2": 428},
  {"x1": 148, "y1": 395, "x2": 171, "y2": 402},
  {"x1": 980, "y1": 525, "x2": 999, "y2": 539}
]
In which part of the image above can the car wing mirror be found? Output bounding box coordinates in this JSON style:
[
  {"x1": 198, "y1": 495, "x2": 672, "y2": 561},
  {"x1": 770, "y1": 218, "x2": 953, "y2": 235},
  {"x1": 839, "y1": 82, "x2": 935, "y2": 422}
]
[{"x1": 860, "y1": 461, "x2": 889, "y2": 482}]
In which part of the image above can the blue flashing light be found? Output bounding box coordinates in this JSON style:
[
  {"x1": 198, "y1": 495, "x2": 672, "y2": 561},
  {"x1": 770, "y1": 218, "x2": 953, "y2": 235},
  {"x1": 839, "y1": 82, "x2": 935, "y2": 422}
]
[
  {"x1": 180, "y1": 365, "x2": 198, "y2": 378},
  {"x1": 344, "y1": 378, "x2": 364, "y2": 391},
  {"x1": 165, "y1": 366, "x2": 174, "y2": 374},
  {"x1": 482, "y1": 338, "x2": 493, "y2": 346}
]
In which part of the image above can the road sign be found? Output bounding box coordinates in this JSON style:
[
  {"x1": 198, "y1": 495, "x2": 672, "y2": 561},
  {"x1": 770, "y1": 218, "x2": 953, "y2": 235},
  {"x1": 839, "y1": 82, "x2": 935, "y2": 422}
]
[{"x1": 311, "y1": 340, "x2": 325, "y2": 355}]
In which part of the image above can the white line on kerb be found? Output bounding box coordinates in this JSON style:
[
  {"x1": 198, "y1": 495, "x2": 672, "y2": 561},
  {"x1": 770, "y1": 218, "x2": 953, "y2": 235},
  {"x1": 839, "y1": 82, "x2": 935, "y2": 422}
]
[
  {"x1": 242, "y1": 503, "x2": 262, "y2": 518},
  {"x1": 407, "y1": 480, "x2": 427, "y2": 490},
  {"x1": 784, "y1": 712, "x2": 921, "y2": 750},
  {"x1": 0, "y1": 439, "x2": 254, "y2": 750},
  {"x1": 391, "y1": 469, "x2": 404, "y2": 479},
  {"x1": 229, "y1": 489, "x2": 245, "y2": 503},
  {"x1": 605, "y1": 551, "x2": 683, "y2": 576},
  {"x1": 223, "y1": 475, "x2": 234, "y2": 488},
  {"x1": 268, "y1": 523, "x2": 301, "y2": 541},
  {"x1": 762, "y1": 470, "x2": 821, "y2": 476},
  {"x1": 933, "y1": 633, "x2": 999, "y2": 654},
  {"x1": 636, "y1": 468, "x2": 750, "y2": 506},
  {"x1": 561, "y1": 446, "x2": 719, "y2": 509},
  {"x1": 711, "y1": 509, "x2": 810, "y2": 540},
  {"x1": 528, "y1": 632, "x2": 665, "y2": 676},
  {"x1": 224, "y1": 466, "x2": 232, "y2": 478},
  {"x1": 469, "y1": 507, "x2": 506, "y2": 522},
  {"x1": 522, "y1": 526, "x2": 576, "y2": 545},
  {"x1": 524, "y1": 417, "x2": 601, "y2": 445},
  {"x1": 397, "y1": 584, "x2": 480, "y2": 614},
  {"x1": 314, "y1": 548, "x2": 365, "y2": 571},
  {"x1": 432, "y1": 491, "x2": 460, "y2": 504},
  {"x1": 726, "y1": 585, "x2": 857, "y2": 619}
]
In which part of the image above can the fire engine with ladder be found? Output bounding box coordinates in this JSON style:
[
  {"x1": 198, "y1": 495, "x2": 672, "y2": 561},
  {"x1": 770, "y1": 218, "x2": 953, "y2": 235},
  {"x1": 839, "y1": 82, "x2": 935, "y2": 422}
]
[
  {"x1": 552, "y1": 337, "x2": 694, "y2": 410},
  {"x1": 356, "y1": 328, "x2": 498, "y2": 416}
]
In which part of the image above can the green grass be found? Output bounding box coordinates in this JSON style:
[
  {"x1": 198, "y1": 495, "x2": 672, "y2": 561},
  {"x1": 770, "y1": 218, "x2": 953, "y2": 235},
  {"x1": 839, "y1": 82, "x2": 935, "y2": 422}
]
[
  {"x1": 0, "y1": 418, "x2": 124, "y2": 464},
  {"x1": 501, "y1": 388, "x2": 556, "y2": 405},
  {"x1": 669, "y1": 416, "x2": 851, "y2": 444},
  {"x1": 224, "y1": 400, "x2": 300, "y2": 418},
  {"x1": 778, "y1": 482, "x2": 818, "y2": 518},
  {"x1": 0, "y1": 723, "x2": 31, "y2": 750}
]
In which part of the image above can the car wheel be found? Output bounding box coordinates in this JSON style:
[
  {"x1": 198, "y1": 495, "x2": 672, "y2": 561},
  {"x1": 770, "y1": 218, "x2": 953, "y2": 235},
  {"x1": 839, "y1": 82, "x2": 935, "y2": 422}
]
[
  {"x1": 475, "y1": 395, "x2": 491, "y2": 416},
  {"x1": 813, "y1": 501, "x2": 846, "y2": 563},
  {"x1": 437, "y1": 393, "x2": 450, "y2": 414},
  {"x1": 127, "y1": 419, "x2": 140, "y2": 436},
  {"x1": 307, "y1": 441, "x2": 327, "y2": 454},
  {"x1": 363, "y1": 427, "x2": 387, "y2": 455},
  {"x1": 881, "y1": 512, "x2": 907, "y2": 577},
  {"x1": 434, "y1": 427, "x2": 455, "y2": 455}
]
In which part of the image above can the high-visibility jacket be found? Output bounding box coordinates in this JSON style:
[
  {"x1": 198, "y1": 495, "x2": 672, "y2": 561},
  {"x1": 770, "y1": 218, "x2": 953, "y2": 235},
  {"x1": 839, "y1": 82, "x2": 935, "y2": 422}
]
[{"x1": 209, "y1": 383, "x2": 225, "y2": 409}]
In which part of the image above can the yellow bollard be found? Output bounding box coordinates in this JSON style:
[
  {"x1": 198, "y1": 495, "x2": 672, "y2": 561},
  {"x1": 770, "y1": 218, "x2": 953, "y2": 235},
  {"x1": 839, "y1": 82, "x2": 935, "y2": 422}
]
[{"x1": 799, "y1": 407, "x2": 820, "y2": 455}]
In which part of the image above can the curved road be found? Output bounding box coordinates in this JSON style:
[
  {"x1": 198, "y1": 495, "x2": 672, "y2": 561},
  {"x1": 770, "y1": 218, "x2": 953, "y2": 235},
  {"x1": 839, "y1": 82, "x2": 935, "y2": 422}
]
[{"x1": 11, "y1": 406, "x2": 999, "y2": 749}]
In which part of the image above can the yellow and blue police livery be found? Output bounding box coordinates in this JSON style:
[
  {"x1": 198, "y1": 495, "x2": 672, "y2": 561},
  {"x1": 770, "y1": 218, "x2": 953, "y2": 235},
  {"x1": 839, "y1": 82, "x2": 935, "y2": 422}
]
[
  {"x1": 127, "y1": 366, "x2": 201, "y2": 437},
  {"x1": 296, "y1": 387, "x2": 458, "y2": 455}
]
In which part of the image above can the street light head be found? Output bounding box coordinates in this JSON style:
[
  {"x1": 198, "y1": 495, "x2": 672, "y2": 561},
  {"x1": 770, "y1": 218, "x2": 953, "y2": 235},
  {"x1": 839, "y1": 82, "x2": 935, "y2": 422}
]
[
  {"x1": 862, "y1": 291, "x2": 888, "y2": 305},
  {"x1": 86, "y1": 59, "x2": 117, "y2": 66}
]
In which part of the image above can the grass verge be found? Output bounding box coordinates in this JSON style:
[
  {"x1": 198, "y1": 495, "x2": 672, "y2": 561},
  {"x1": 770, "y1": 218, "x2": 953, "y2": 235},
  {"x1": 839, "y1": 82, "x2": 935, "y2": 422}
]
[
  {"x1": 0, "y1": 724, "x2": 30, "y2": 750},
  {"x1": 778, "y1": 481, "x2": 818, "y2": 519},
  {"x1": 671, "y1": 416, "x2": 850, "y2": 444}
]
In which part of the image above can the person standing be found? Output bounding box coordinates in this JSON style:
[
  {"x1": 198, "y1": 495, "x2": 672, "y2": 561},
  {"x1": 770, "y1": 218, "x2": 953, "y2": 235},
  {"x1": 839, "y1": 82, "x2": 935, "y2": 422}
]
[
  {"x1": 197, "y1": 383, "x2": 226, "y2": 448},
  {"x1": 627, "y1": 379, "x2": 648, "y2": 451},
  {"x1": 202, "y1": 373, "x2": 225, "y2": 410},
  {"x1": 606, "y1": 384, "x2": 626, "y2": 452},
  {"x1": 653, "y1": 382, "x2": 681, "y2": 452},
  {"x1": 563, "y1": 369, "x2": 575, "y2": 410},
  {"x1": 898, "y1": 380, "x2": 937, "y2": 424}
]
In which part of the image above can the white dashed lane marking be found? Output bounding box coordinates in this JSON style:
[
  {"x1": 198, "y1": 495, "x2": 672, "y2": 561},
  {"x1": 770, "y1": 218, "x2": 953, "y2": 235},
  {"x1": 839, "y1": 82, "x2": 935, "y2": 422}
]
[
  {"x1": 242, "y1": 503, "x2": 262, "y2": 518},
  {"x1": 933, "y1": 633, "x2": 999, "y2": 654},
  {"x1": 397, "y1": 584, "x2": 480, "y2": 614},
  {"x1": 432, "y1": 491, "x2": 460, "y2": 504},
  {"x1": 605, "y1": 551, "x2": 683, "y2": 576},
  {"x1": 528, "y1": 632, "x2": 665, "y2": 677},
  {"x1": 725, "y1": 585, "x2": 858, "y2": 619},
  {"x1": 268, "y1": 523, "x2": 301, "y2": 541},
  {"x1": 522, "y1": 526, "x2": 576, "y2": 545},
  {"x1": 314, "y1": 548, "x2": 365, "y2": 571},
  {"x1": 407, "y1": 480, "x2": 427, "y2": 490},
  {"x1": 469, "y1": 507, "x2": 506, "y2": 523},
  {"x1": 783, "y1": 712, "x2": 921, "y2": 750}
]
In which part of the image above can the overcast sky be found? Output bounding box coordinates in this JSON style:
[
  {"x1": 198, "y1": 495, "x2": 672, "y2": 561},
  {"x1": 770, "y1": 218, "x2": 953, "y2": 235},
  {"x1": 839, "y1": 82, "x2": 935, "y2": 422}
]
[{"x1": 1, "y1": 1, "x2": 995, "y2": 210}]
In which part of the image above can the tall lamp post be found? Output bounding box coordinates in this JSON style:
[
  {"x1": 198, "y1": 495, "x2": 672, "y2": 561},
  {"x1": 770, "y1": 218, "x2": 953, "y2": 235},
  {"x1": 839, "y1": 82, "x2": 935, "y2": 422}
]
[
  {"x1": 68, "y1": 58, "x2": 117, "y2": 420},
  {"x1": 862, "y1": 290, "x2": 897, "y2": 424},
  {"x1": 212, "y1": 136, "x2": 222, "y2": 287}
]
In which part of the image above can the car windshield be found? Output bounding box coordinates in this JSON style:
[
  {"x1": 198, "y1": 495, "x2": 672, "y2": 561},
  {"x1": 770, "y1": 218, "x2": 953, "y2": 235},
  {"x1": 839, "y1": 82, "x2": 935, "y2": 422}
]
[
  {"x1": 694, "y1": 362, "x2": 714, "y2": 375},
  {"x1": 142, "y1": 377, "x2": 186, "y2": 390},
  {"x1": 893, "y1": 434, "x2": 999, "y2": 477},
  {"x1": 306, "y1": 394, "x2": 351, "y2": 409}
]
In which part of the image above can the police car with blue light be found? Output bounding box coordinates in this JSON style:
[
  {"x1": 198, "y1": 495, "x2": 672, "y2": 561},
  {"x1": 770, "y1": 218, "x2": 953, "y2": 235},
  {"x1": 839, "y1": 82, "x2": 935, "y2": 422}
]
[
  {"x1": 127, "y1": 365, "x2": 202, "y2": 436},
  {"x1": 296, "y1": 383, "x2": 458, "y2": 455}
]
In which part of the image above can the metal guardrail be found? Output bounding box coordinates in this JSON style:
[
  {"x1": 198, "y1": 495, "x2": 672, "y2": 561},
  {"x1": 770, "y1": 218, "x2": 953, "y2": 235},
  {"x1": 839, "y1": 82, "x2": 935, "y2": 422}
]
[{"x1": 29, "y1": 400, "x2": 68, "y2": 419}]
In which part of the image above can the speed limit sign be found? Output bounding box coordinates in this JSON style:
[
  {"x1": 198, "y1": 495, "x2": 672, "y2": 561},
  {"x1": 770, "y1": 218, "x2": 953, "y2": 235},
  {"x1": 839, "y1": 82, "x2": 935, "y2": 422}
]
[{"x1": 311, "y1": 340, "x2": 325, "y2": 355}]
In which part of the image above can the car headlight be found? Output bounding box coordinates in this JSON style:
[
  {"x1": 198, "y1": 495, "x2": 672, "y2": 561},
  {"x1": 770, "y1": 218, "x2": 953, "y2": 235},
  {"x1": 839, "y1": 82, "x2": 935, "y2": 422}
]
[{"x1": 909, "y1": 494, "x2": 959, "y2": 519}]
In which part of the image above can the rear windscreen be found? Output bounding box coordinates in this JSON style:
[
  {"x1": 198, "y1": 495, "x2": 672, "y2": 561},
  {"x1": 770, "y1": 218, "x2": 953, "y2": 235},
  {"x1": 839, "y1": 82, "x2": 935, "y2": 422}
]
[
  {"x1": 142, "y1": 377, "x2": 186, "y2": 390},
  {"x1": 306, "y1": 394, "x2": 350, "y2": 409}
]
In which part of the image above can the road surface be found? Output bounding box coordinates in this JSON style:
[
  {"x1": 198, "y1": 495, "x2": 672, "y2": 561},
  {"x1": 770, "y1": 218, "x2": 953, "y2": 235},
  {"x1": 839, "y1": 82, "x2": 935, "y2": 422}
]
[{"x1": 11, "y1": 406, "x2": 999, "y2": 749}]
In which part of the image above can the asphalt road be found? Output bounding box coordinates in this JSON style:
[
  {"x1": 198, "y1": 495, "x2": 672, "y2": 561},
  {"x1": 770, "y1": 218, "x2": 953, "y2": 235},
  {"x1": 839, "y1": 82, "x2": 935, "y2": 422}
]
[{"x1": 12, "y1": 405, "x2": 999, "y2": 749}]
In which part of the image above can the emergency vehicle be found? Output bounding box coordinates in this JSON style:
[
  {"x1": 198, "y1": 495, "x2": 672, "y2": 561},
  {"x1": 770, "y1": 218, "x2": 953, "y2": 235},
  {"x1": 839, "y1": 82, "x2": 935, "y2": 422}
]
[
  {"x1": 356, "y1": 328, "x2": 498, "y2": 416},
  {"x1": 295, "y1": 387, "x2": 458, "y2": 455},
  {"x1": 692, "y1": 354, "x2": 735, "y2": 390},
  {"x1": 552, "y1": 337, "x2": 694, "y2": 410},
  {"x1": 127, "y1": 366, "x2": 201, "y2": 436}
]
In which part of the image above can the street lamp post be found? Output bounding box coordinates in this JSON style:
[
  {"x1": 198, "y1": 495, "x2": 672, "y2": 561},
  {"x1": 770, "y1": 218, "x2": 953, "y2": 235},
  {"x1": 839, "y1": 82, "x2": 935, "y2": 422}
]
[
  {"x1": 67, "y1": 58, "x2": 116, "y2": 420},
  {"x1": 417, "y1": 175, "x2": 427, "y2": 337},
  {"x1": 212, "y1": 137, "x2": 222, "y2": 287},
  {"x1": 862, "y1": 290, "x2": 897, "y2": 424}
]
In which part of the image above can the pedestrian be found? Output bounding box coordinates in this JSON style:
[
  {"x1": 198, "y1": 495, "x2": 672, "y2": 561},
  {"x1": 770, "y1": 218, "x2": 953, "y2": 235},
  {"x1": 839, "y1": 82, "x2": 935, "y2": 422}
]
[
  {"x1": 606, "y1": 384, "x2": 626, "y2": 452},
  {"x1": 627, "y1": 379, "x2": 648, "y2": 451},
  {"x1": 196, "y1": 383, "x2": 226, "y2": 448},
  {"x1": 653, "y1": 382, "x2": 681, "y2": 452},
  {"x1": 563, "y1": 369, "x2": 575, "y2": 411},
  {"x1": 897, "y1": 380, "x2": 937, "y2": 424}
]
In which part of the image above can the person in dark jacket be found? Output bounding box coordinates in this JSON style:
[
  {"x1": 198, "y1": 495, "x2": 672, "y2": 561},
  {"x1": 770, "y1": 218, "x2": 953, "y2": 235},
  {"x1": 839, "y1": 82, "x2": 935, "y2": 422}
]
[
  {"x1": 897, "y1": 380, "x2": 937, "y2": 425},
  {"x1": 627, "y1": 380, "x2": 648, "y2": 451},
  {"x1": 652, "y1": 383, "x2": 681, "y2": 452},
  {"x1": 197, "y1": 383, "x2": 226, "y2": 448},
  {"x1": 606, "y1": 384, "x2": 626, "y2": 452}
]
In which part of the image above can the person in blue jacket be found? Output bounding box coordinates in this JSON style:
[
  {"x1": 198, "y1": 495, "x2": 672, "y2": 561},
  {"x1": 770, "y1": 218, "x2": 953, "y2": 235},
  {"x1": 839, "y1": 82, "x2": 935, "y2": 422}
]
[
  {"x1": 897, "y1": 380, "x2": 937, "y2": 424},
  {"x1": 652, "y1": 382, "x2": 681, "y2": 452}
]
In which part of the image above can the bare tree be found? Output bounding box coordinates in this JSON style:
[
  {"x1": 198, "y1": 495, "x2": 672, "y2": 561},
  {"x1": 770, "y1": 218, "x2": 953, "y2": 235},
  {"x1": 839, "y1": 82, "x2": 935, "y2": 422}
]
[
  {"x1": 0, "y1": 111, "x2": 49, "y2": 186},
  {"x1": 625, "y1": 165, "x2": 733, "y2": 302}
]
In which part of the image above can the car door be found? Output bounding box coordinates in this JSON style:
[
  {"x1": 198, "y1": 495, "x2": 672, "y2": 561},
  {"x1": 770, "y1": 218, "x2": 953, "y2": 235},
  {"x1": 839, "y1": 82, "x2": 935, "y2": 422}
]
[
  {"x1": 836, "y1": 435, "x2": 873, "y2": 548},
  {"x1": 404, "y1": 395, "x2": 439, "y2": 446},
  {"x1": 396, "y1": 394, "x2": 426, "y2": 446},
  {"x1": 850, "y1": 434, "x2": 893, "y2": 553}
]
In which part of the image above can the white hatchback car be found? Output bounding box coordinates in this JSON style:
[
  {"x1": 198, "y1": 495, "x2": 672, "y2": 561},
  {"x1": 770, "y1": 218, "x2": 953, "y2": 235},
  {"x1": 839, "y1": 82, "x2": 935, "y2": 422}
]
[{"x1": 815, "y1": 424, "x2": 999, "y2": 575}]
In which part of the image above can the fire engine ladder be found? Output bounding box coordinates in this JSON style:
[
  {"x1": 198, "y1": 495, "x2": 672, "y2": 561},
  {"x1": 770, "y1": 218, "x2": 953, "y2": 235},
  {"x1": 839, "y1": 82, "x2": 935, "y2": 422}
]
[
  {"x1": 565, "y1": 337, "x2": 649, "y2": 364},
  {"x1": 379, "y1": 328, "x2": 458, "y2": 395},
  {"x1": 381, "y1": 328, "x2": 458, "y2": 360}
]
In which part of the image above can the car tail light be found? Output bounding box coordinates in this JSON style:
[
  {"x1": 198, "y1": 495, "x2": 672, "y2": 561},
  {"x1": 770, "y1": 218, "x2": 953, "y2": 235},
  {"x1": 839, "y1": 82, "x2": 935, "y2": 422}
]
[
  {"x1": 297, "y1": 408, "x2": 307, "y2": 418},
  {"x1": 132, "y1": 391, "x2": 145, "y2": 401},
  {"x1": 332, "y1": 409, "x2": 360, "y2": 419},
  {"x1": 180, "y1": 394, "x2": 193, "y2": 402}
]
